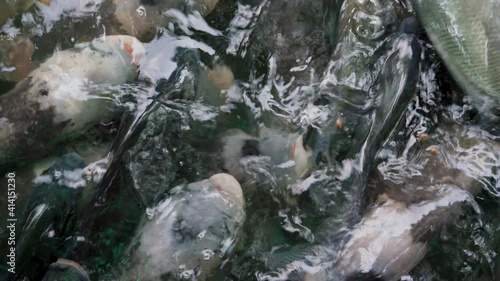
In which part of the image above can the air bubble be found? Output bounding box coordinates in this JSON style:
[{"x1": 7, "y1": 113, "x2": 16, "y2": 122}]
[
  {"x1": 53, "y1": 170, "x2": 62, "y2": 179},
  {"x1": 136, "y1": 6, "x2": 146, "y2": 17},
  {"x1": 201, "y1": 249, "x2": 215, "y2": 260},
  {"x1": 197, "y1": 230, "x2": 207, "y2": 240},
  {"x1": 146, "y1": 208, "x2": 155, "y2": 220},
  {"x1": 180, "y1": 269, "x2": 194, "y2": 279}
]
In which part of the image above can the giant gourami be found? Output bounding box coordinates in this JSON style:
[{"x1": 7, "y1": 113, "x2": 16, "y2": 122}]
[{"x1": 415, "y1": 0, "x2": 500, "y2": 102}]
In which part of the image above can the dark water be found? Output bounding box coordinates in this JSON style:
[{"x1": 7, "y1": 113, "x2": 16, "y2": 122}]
[{"x1": 0, "y1": 0, "x2": 498, "y2": 280}]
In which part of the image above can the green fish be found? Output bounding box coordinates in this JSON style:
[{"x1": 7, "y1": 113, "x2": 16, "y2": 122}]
[{"x1": 414, "y1": 0, "x2": 500, "y2": 104}]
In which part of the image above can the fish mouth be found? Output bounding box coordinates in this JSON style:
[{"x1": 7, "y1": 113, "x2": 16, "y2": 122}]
[
  {"x1": 85, "y1": 35, "x2": 146, "y2": 68},
  {"x1": 123, "y1": 41, "x2": 142, "y2": 68},
  {"x1": 209, "y1": 173, "x2": 245, "y2": 207}
]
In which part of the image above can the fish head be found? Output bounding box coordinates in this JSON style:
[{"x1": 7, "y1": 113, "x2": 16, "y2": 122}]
[
  {"x1": 220, "y1": 129, "x2": 259, "y2": 180},
  {"x1": 209, "y1": 173, "x2": 244, "y2": 208},
  {"x1": 89, "y1": 35, "x2": 146, "y2": 68}
]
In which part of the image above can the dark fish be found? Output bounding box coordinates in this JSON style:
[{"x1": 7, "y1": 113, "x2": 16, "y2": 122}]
[
  {"x1": 1, "y1": 153, "x2": 92, "y2": 280},
  {"x1": 41, "y1": 259, "x2": 90, "y2": 281},
  {"x1": 306, "y1": 120, "x2": 499, "y2": 281}
]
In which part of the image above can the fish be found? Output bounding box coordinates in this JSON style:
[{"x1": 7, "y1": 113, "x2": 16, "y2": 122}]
[
  {"x1": 0, "y1": 139, "x2": 110, "y2": 225},
  {"x1": 414, "y1": 0, "x2": 500, "y2": 136},
  {"x1": 41, "y1": 259, "x2": 90, "y2": 281},
  {"x1": 220, "y1": 127, "x2": 313, "y2": 204},
  {"x1": 414, "y1": 0, "x2": 500, "y2": 103},
  {"x1": 0, "y1": 35, "x2": 146, "y2": 169},
  {"x1": 306, "y1": 20, "x2": 424, "y2": 225},
  {"x1": 199, "y1": 62, "x2": 235, "y2": 106},
  {"x1": 119, "y1": 173, "x2": 245, "y2": 281},
  {"x1": 0, "y1": 153, "x2": 96, "y2": 280},
  {"x1": 303, "y1": 119, "x2": 499, "y2": 281}
]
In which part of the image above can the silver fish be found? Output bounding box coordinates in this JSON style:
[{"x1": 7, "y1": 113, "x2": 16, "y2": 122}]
[{"x1": 121, "y1": 173, "x2": 245, "y2": 281}]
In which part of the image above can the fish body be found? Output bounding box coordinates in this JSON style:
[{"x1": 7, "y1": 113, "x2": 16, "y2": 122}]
[
  {"x1": 0, "y1": 139, "x2": 110, "y2": 228},
  {"x1": 414, "y1": 0, "x2": 500, "y2": 136},
  {"x1": 414, "y1": 0, "x2": 500, "y2": 103},
  {"x1": 219, "y1": 127, "x2": 313, "y2": 206},
  {"x1": 258, "y1": 127, "x2": 313, "y2": 181},
  {"x1": 220, "y1": 127, "x2": 313, "y2": 185},
  {"x1": 324, "y1": 179, "x2": 471, "y2": 281},
  {"x1": 1, "y1": 153, "x2": 93, "y2": 280},
  {"x1": 41, "y1": 259, "x2": 90, "y2": 281},
  {"x1": 305, "y1": 120, "x2": 499, "y2": 281},
  {"x1": 305, "y1": 18, "x2": 424, "y2": 227},
  {"x1": 303, "y1": 0, "x2": 418, "y2": 174},
  {"x1": 0, "y1": 35, "x2": 145, "y2": 168},
  {"x1": 121, "y1": 173, "x2": 245, "y2": 281}
]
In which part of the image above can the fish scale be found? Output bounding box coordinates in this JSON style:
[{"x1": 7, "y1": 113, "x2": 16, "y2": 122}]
[{"x1": 415, "y1": 0, "x2": 500, "y2": 102}]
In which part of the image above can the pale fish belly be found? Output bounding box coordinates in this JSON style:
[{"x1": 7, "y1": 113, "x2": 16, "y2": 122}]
[{"x1": 0, "y1": 35, "x2": 145, "y2": 167}]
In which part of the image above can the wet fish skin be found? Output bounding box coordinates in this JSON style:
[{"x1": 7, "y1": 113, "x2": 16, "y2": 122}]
[
  {"x1": 220, "y1": 129, "x2": 260, "y2": 181},
  {"x1": 253, "y1": 1, "x2": 427, "y2": 279},
  {"x1": 0, "y1": 35, "x2": 145, "y2": 169},
  {"x1": 326, "y1": 186, "x2": 469, "y2": 281},
  {"x1": 323, "y1": 0, "x2": 344, "y2": 49},
  {"x1": 258, "y1": 127, "x2": 313, "y2": 181},
  {"x1": 220, "y1": 127, "x2": 313, "y2": 194},
  {"x1": 307, "y1": 32, "x2": 424, "y2": 227},
  {"x1": 414, "y1": 0, "x2": 500, "y2": 103},
  {"x1": 111, "y1": 0, "x2": 169, "y2": 42},
  {"x1": 305, "y1": 0, "x2": 419, "y2": 167},
  {"x1": 41, "y1": 259, "x2": 90, "y2": 281},
  {"x1": 305, "y1": 121, "x2": 499, "y2": 281},
  {"x1": 243, "y1": 2, "x2": 426, "y2": 276},
  {"x1": 121, "y1": 173, "x2": 245, "y2": 281},
  {"x1": 1, "y1": 153, "x2": 90, "y2": 281},
  {"x1": 0, "y1": 139, "x2": 110, "y2": 230}
]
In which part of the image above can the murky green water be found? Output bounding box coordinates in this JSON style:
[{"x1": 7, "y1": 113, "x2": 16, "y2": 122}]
[{"x1": 0, "y1": 0, "x2": 498, "y2": 280}]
